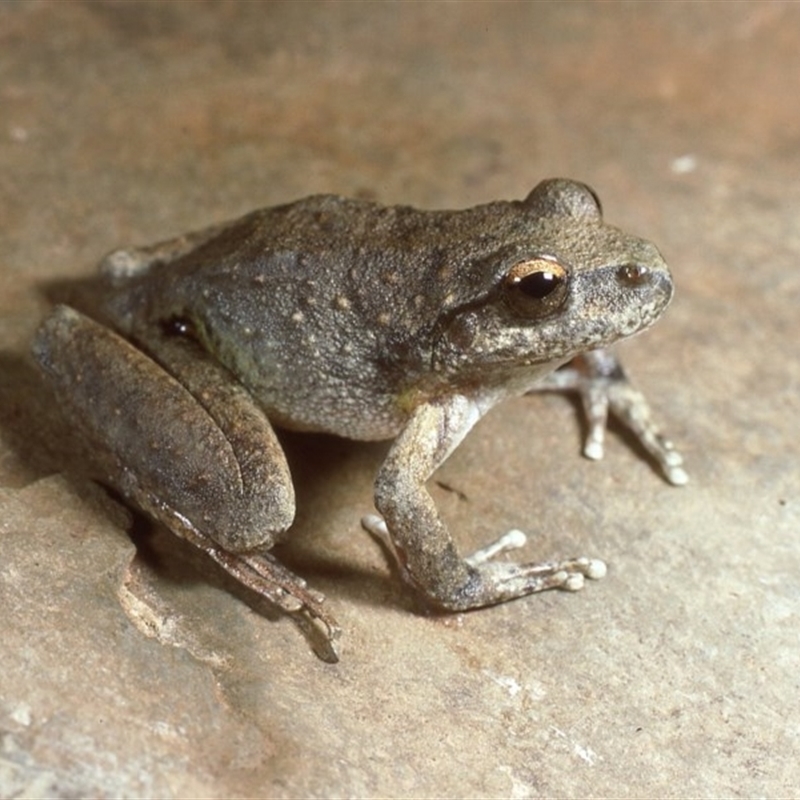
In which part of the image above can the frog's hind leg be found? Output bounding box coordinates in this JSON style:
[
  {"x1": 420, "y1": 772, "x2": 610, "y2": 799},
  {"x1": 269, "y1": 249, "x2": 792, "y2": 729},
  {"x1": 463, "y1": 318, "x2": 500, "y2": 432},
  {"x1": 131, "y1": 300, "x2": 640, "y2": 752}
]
[{"x1": 33, "y1": 305, "x2": 341, "y2": 661}]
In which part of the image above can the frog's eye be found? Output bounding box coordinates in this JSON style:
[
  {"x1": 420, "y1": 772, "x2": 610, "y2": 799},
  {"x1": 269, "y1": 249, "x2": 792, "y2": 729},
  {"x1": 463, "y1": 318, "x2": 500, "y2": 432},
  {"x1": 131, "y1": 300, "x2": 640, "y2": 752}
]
[{"x1": 503, "y1": 258, "x2": 569, "y2": 318}]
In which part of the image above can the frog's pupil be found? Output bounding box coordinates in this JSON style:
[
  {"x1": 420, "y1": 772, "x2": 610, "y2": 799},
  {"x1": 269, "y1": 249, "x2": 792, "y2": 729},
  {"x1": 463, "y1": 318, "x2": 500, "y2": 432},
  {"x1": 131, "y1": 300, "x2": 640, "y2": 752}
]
[{"x1": 518, "y1": 271, "x2": 558, "y2": 299}]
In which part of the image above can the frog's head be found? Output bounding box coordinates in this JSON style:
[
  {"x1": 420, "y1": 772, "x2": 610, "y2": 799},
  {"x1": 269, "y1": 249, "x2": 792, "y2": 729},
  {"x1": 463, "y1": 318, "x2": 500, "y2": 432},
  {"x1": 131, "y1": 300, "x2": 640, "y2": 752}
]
[{"x1": 431, "y1": 179, "x2": 674, "y2": 383}]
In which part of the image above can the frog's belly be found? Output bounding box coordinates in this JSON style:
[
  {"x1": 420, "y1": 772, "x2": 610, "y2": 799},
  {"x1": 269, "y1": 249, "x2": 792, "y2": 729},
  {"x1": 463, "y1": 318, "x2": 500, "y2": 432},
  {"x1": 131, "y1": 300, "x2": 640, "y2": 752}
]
[{"x1": 255, "y1": 388, "x2": 408, "y2": 441}]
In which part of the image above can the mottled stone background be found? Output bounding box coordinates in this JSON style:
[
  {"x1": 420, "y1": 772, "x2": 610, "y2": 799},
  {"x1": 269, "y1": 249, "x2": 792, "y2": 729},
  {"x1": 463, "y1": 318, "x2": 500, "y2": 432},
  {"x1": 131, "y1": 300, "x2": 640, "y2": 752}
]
[{"x1": 1, "y1": 2, "x2": 798, "y2": 797}]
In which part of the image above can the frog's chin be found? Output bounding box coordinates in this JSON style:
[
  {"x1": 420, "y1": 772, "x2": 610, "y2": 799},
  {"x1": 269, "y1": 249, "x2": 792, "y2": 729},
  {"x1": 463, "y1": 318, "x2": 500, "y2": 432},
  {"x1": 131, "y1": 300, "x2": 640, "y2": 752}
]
[{"x1": 428, "y1": 356, "x2": 569, "y2": 401}]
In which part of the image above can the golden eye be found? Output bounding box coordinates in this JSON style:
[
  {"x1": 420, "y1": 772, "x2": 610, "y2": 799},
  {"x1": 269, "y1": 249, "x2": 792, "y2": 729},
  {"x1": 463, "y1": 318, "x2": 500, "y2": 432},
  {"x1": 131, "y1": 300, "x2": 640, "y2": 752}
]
[{"x1": 503, "y1": 258, "x2": 569, "y2": 318}]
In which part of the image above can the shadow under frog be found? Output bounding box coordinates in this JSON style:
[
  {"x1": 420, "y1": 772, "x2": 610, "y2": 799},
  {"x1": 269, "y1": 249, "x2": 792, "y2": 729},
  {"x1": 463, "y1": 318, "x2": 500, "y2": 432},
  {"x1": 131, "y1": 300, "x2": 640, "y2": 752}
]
[{"x1": 32, "y1": 179, "x2": 687, "y2": 662}]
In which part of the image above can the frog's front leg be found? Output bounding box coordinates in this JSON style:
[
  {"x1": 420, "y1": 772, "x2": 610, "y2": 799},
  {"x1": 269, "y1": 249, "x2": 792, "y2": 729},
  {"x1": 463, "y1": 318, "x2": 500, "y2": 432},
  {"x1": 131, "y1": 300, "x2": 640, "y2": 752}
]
[
  {"x1": 363, "y1": 396, "x2": 605, "y2": 611},
  {"x1": 33, "y1": 306, "x2": 341, "y2": 661},
  {"x1": 531, "y1": 349, "x2": 688, "y2": 486}
]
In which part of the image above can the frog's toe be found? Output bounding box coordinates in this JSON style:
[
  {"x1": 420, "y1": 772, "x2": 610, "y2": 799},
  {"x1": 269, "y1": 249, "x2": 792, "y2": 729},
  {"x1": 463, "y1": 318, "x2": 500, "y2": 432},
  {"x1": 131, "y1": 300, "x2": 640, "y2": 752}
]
[
  {"x1": 465, "y1": 529, "x2": 527, "y2": 566},
  {"x1": 361, "y1": 512, "x2": 389, "y2": 541},
  {"x1": 572, "y1": 556, "x2": 607, "y2": 581},
  {"x1": 649, "y1": 437, "x2": 689, "y2": 486},
  {"x1": 582, "y1": 425, "x2": 606, "y2": 460},
  {"x1": 361, "y1": 513, "x2": 396, "y2": 559},
  {"x1": 362, "y1": 513, "x2": 414, "y2": 583},
  {"x1": 513, "y1": 555, "x2": 607, "y2": 585}
]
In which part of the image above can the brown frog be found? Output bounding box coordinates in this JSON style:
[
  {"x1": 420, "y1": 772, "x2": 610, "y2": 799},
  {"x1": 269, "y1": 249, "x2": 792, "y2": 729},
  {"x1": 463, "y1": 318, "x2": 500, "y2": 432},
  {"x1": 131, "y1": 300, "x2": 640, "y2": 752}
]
[{"x1": 33, "y1": 179, "x2": 686, "y2": 661}]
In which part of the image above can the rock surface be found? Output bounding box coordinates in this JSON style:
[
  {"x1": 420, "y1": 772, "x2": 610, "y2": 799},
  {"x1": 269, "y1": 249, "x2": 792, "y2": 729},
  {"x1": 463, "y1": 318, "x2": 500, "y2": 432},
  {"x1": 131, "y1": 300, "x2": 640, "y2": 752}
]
[{"x1": 1, "y1": 2, "x2": 798, "y2": 796}]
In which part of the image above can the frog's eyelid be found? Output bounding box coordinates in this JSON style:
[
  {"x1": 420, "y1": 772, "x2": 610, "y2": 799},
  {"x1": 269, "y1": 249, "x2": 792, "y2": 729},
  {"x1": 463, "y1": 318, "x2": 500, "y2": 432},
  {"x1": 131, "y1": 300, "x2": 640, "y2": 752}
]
[
  {"x1": 522, "y1": 179, "x2": 603, "y2": 220},
  {"x1": 501, "y1": 254, "x2": 569, "y2": 283},
  {"x1": 495, "y1": 252, "x2": 567, "y2": 280},
  {"x1": 584, "y1": 185, "x2": 603, "y2": 216}
]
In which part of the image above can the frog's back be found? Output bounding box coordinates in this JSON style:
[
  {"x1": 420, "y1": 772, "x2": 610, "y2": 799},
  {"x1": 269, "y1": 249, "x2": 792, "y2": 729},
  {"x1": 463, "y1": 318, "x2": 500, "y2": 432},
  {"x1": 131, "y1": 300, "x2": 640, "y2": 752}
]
[
  {"x1": 105, "y1": 193, "x2": 537, "y2": 439},
  {"x1": 176, "y1": 193, "x2": 527, "y2": 276}
]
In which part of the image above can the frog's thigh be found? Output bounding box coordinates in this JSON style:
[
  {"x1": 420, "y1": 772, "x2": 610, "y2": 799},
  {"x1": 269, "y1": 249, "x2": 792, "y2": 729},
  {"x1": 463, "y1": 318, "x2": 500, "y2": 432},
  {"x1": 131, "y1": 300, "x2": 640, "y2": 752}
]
[{"x1": 33, "y1": 306, "x2": 295, "y2": 553}]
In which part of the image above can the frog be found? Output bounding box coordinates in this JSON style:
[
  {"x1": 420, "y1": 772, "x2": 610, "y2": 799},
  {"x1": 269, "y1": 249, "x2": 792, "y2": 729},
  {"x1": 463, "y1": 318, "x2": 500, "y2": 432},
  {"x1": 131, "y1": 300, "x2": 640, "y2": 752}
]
[{"x1": 32, "y1": 179, "x2": 687, "y2": 662}]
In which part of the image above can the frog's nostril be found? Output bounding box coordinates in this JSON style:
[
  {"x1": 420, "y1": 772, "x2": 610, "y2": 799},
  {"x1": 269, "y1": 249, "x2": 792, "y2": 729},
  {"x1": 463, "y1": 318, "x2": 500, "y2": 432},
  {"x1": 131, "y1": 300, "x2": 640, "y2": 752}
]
[{"x1": 617, "y1": 263, "x2": 652, "y2": 286}]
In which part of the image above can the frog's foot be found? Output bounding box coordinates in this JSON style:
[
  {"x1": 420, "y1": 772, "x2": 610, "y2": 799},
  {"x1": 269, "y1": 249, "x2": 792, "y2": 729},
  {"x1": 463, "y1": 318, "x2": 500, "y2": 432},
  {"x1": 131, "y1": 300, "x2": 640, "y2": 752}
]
[
  {"x1": 463, "y1": 528, "x2": 605, "y2": 589},
  {"x1": 466, "y1": 554, "x2": 607, "y2": 603},
  {"x1": 530, "y1": 349, "x2": 688, "y2": 486},
  {"x1": 465, "y1": 529, "x2": 606, "y2": 592},
  {"x1": 362, "y1": 515, "x2": 605, "y2": 602},
  {"x1": 181, "y1": 527, "x2": 342, "y2": 662}
]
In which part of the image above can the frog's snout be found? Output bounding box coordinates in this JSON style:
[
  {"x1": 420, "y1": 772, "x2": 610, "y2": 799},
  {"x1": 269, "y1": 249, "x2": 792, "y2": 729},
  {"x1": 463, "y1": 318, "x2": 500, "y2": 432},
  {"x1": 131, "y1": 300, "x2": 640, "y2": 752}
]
[{"x1": 615, "y1": 261, "x2": 674, "y2": 306}]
